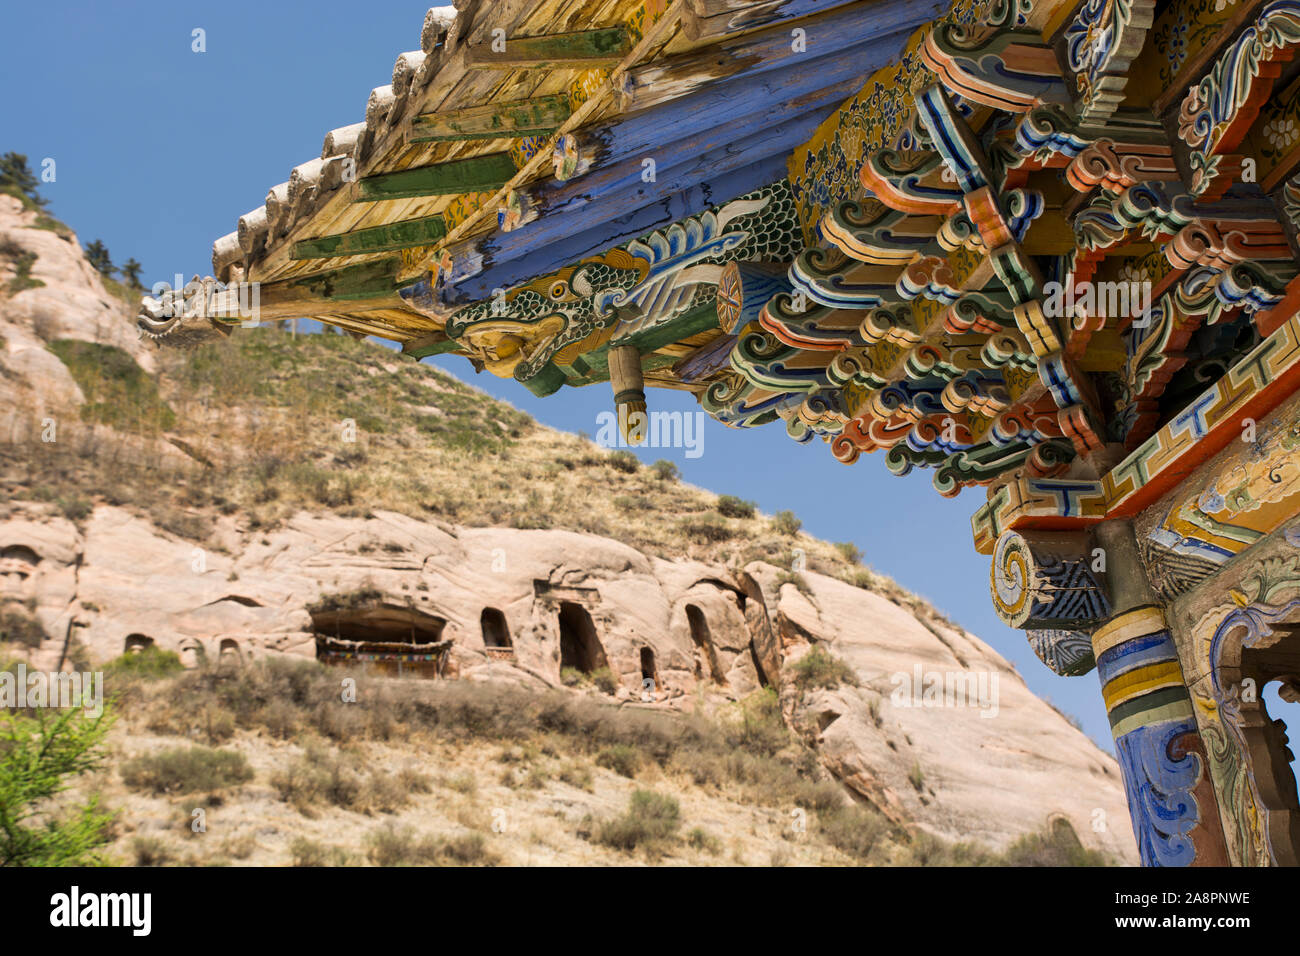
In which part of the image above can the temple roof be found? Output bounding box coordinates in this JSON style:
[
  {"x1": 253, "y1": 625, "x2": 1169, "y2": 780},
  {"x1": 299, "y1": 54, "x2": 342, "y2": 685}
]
[{"x1": 140, "y1": 0, "x2": 1300, "y2": 548}]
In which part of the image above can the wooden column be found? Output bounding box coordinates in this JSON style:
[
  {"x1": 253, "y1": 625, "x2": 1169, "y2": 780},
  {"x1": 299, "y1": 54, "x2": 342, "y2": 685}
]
[{"x1": 1089, "y1": 521, "x2": 1231, "y2": 867}]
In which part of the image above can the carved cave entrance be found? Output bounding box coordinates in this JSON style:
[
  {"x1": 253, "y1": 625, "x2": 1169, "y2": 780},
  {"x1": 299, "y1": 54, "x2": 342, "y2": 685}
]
[
  {"x1": 481, "y1": 607, "x2": 513, "y2": 659},
  {"x1": 558, "y1": 601, "x2": 607, "y2": 675},
  {"x1": 124, "y1": 633, "x2": 154, "y2": 654},
  {"x1": 685, "y1": 604, "x2": 723, "y2": 684},
  {"x1": 640, "y1": 646, "x2": 658, "y2": 695},
  {"x1": 311, "y1": 602, "x2": 450, "y2": 677}
]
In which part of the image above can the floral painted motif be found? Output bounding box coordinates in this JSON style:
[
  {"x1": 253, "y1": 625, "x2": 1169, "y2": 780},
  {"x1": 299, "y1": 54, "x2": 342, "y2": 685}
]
[{"x1": 788, "y1": 0, "x2": 995, "y2": 241}]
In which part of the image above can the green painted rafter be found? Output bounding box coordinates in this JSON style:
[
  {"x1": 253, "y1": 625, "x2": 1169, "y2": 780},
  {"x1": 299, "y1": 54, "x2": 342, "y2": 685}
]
[
  {"x1": 291, "y1": 215, "x2": 449, "y2": 260},
  {"x1": 466, "y1": 26, "x2": 633, "y2": 69},
  {"x1": 356, "y1": 153, "x2": 517, "y2": 201},
  {"x1": 409, "y1": 95, "x2": 572, "y2": 143}
]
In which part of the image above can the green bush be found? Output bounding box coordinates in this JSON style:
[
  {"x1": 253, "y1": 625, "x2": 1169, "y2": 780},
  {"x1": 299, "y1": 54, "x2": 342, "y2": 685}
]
[
  {"x1": 0, "y1": 707, "x2": 116, "y2": 865},
  {"x1": 790, "y1": 645, "x2": 859, "y2": 691},
  {"x1": 595, "y1": 789, "x2": 681, "y2": 852},
  {"x1": 104, "y1": 646, "x2": 185, "y2": 680},
  {"x1": 716, "y1": 495, "x2": 755, "y2": 519},
  {"x1": 650, "y1": 459, "x2": 679, "y2": 481},
  {"x1": 725, "y1": 689, "x2": 790, "y2": 757},
  {"x1": 121, "y1": 746, "x2": 253, "y2": 795},
  {"x1": 772, "y1": 510, "x2": 802, "y2": 535},
  {"x1": 834, "y1": 541, "x2": 862, "y2": 565}
]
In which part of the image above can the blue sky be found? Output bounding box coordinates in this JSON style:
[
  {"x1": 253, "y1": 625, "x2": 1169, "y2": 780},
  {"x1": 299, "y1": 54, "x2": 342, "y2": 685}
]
[{"x1": 9, "y1": 0, "x2": 1300, "y2": 764}]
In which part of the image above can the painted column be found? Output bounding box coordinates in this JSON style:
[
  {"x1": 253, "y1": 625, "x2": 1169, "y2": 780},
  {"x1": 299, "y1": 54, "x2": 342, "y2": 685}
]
[
  {"x1": 990, "y1": 522, "x2": 1231, "y2": 865},
  {"x1": 1091, "y1": 521, "x2": 1230, "y2": 866}
]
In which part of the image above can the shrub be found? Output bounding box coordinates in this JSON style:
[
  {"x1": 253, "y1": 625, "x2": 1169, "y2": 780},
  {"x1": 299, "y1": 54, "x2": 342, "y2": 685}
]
[
  {"x1": 716, "y1": 495, "x2": 755, "y2": 519},
  {"x1": 608, "y1": 450, "x2": 639, "y2": 474},
  {"x1": 595, "y1": 744, "x2": 641, "y2": 778},
  {"x1": 0, "y1": 607, "x2": 46, "y2": 648},
  {"x1": 1000, "y1": 818, "x2": 1110, "y2": 867},
  {"x1": 588, "y1": 667, "x2": 620, "y2": 695},
  {"x1": 772, "y1": 510, "x2": 802, "y2": 535},
  {"x1": 289, "y1": 837, "x2": 350, "y2": 867},
  {"x1": 908, "y1": 763, "x2": 925, "y2": 792},
  {"x1": 834, "y1": 541, "x2": 862, "y2": 565},
  {"x1": 104, "y1": 646, "x2": 185, "y2": 680},
  {"x1": 595, "y1": 790, "x2": 681, "y2": 852},
  {"x1": 680, "y1": 516, "x2": 733, "y2": 542},
  {"x1": 650, "y1": 459, "x2": 679, "y2": 481},
  {"x1": 121, "y1": 746, "x2": 253, "y2": 795},
  {"x1": 365, "y1": 824, "x2": 497, "y2": 866},
  {"x1": 724, "y1": 689, "x2": 790, "y2": 757},
  {"x1": 790, "y1": 645, "x2": 859, "y2": 691},
  {"x1": 130, "y1": 836, "x2": 177, "y2": 867},
  {"x1": 56, "y1": 495, "x2": 93, "y2": 522},
  {"x1": 820, "y1": 805, "x2": 889, "y2": 862},
  {"x1": 686, "y1": 827, "x2": 722, "y2": 855},
  {"x1": 557, "y1": 761, "x2": 594, "y2": 790}
]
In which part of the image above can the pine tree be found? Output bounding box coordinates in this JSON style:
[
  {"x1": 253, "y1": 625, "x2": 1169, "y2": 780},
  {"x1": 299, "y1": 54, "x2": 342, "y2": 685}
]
[
  {"x1": 0, "y1": 705, "x2": 116, "y2": 865},
  {"x1": 120, "y1": 258, "x2": 144, "y2": 289},
  {"x1": 83, "y1": 240, "x2": 115, "y2": 277},
  {"x1": 0, "y1": 153, "x2": 48, "y2": 207}
]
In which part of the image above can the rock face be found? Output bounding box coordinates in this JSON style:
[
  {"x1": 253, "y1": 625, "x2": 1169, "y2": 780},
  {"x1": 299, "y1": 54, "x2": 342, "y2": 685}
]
[
  {"x1": 0, "y1": 194, "x2": 153, "y2": 424},
  {"x1": 0, "y1": 501, "x2": 1137, "y2": 861},
  {"x1": 0, "y1": 194, "x2": 1139, "y2": 862}
]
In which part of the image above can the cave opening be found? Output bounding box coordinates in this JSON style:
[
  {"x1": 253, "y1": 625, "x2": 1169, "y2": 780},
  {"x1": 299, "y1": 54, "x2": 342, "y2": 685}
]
[
  {"x1": 558, "y1": 601, "x2": 607, "y2": 674},
  {"x1": 310, "y1": 598, "x2": 450, "y2": 677},
  {"x1": 685, "y1": 604, "x2": 723, "y2": 683},
  {"x1": 481, "y1": 607, "x2": 512, "y2": 649}
]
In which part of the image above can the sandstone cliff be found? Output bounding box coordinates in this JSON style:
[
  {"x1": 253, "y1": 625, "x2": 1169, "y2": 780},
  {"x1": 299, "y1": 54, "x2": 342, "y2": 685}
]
[{"x1": 0, "y1": 193, "x2": 1138, "y2": 862}]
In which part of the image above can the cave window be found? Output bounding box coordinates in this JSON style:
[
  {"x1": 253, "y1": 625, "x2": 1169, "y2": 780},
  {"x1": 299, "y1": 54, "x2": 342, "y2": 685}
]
[
  {"x1": 640, "y1": 647, "x2": 657, "y2": 690},
  {"x1": 0, "y1": 545, "x2": 39, "y2": 581},
  {"x1": 685, "y1": 604, "x2": 723, "y2": 683},
  {"x1": 124, "y1": 634, "x2": 154, "y2": 655},
  {"x1": 481, "y1": 607, "x2": 511, "y2": 649},
  {"x1": 558, "y1": 601, "x2": 607, "y2": 674},
  {"x1": 218, "y1": 639, "x2": 241, "y2": 666}
]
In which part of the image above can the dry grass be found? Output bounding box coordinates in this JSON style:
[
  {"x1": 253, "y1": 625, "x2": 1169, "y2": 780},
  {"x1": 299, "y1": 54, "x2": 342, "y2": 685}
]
[
  {"x1": 27, "y1": 653, "x2": 1113, "y2": 867},
  {"x1": 0, "y1": 326, "x2": 947, "y2": 627}
]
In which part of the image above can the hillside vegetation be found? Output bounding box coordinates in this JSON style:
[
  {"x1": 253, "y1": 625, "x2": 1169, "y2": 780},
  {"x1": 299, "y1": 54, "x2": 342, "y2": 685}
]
[
  {"x1": 1, "y1": 326, "x2": 943, "y2": 623},
  {"x1": 32, "y1": 651, "x2": 1109, "y2": 867}
]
